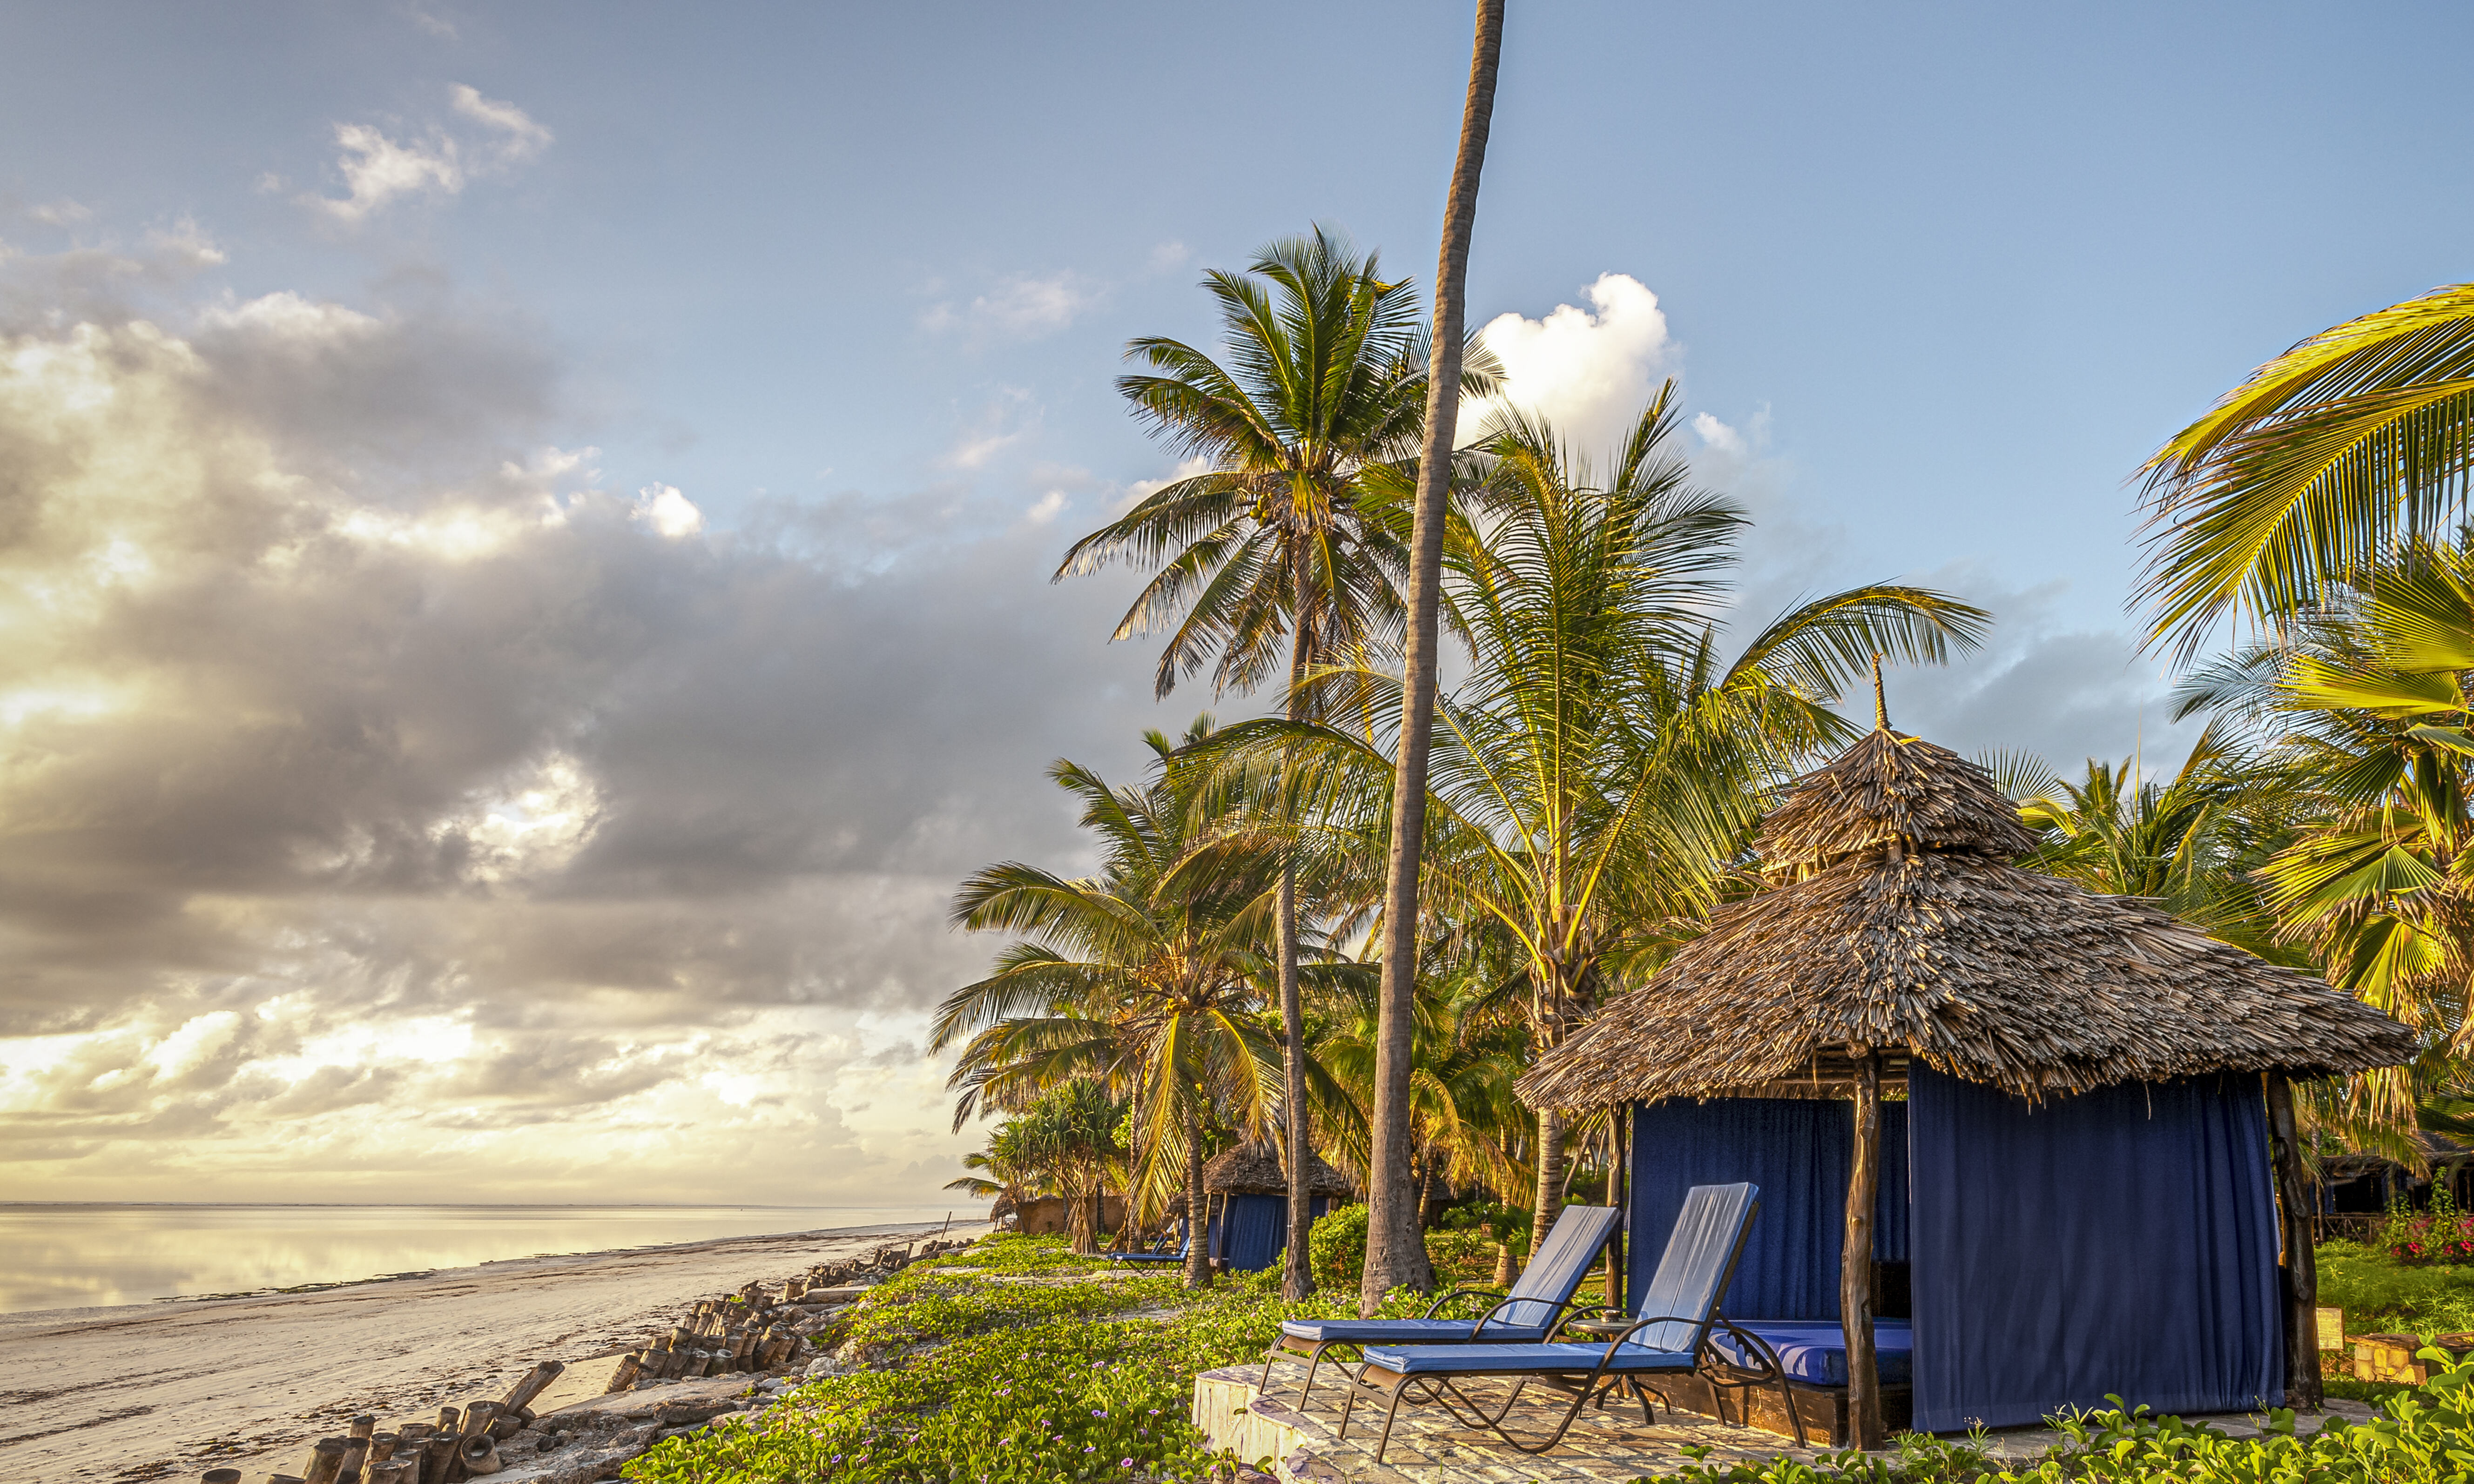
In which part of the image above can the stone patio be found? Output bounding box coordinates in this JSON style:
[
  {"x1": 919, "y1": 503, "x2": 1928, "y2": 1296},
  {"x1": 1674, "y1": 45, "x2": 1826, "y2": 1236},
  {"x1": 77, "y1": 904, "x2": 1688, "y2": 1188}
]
[
  {"x1": 1194, "y1": 1360, "x2": 2382, "y2": 1483},
  {"x1": 1195, "y1": 1360, "x2": 1826, "y2": 1483}
]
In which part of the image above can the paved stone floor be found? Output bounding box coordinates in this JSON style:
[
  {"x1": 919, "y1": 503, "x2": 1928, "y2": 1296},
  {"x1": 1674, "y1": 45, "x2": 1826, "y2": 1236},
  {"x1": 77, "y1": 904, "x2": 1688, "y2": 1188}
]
[
  {"x1": 1196, "y1": 1362, "x2": 2385, "y2": 1483},
  {"x1": 1197, "y1": 1362, "x2": 1825, "y2": 1483}
]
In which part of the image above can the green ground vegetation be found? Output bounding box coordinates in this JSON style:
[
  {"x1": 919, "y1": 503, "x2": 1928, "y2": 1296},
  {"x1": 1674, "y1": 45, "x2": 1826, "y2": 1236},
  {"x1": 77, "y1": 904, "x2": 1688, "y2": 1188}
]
[{"x1": 625, "y1": 1235, "x2": 2474, "y2": 1484}]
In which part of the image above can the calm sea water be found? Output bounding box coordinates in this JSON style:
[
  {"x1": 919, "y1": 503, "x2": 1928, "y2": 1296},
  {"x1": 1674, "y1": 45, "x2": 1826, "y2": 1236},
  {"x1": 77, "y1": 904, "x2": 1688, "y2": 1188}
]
[{"x1": 0, "y1": 1203, "x2": 966, "y2": 1315}]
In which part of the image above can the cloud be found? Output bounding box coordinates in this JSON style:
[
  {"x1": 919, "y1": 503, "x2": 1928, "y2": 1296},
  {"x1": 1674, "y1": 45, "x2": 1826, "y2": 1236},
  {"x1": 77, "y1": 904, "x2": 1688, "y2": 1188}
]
[
  {"x1": 0, "y1": 256, "x2": 1172, "y2": 1203},
  {"x1": 1476, "y1": 273, "x2": 1677, "y2": 457},
  {"x1": 938, "y1": 388, "x2": 1038, "y2": 470},
  {"x1": 28, "y1": 200, "x2": 93, "y2": 227},
  {"x1": 922, "y1": 272, "x2": 1099, "y2": 340},
  {"x1": 309, "y1": 85, "x2": 551, "y2": 223}
]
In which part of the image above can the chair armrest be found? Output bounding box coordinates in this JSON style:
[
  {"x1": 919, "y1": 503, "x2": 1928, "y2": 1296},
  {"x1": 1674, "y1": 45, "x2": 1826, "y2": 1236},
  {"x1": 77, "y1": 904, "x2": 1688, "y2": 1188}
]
[
  {"x1": 1419, "y1": 1286, "x2": 1509, "y2": 1321},
  {"x1": 1469, "y1": 1291, "x2": 1591, "y2": 1339}
]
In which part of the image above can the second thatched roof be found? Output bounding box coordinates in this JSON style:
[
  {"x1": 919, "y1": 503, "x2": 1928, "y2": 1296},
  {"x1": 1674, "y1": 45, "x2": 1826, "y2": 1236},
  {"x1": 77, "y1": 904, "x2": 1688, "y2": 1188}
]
[
  {"x1": 1517, "y1": 728, "x2": 2419, "y2": 1111},
  {"x1": 1203, "y1": 1142, "x2": 1354, "y2": 1195}
]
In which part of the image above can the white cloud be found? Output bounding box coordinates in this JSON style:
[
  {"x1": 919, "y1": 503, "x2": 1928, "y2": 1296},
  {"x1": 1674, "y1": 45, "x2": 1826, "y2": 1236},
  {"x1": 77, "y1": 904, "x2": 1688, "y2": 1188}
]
[
  {"x1": 450, "y1": 85, "x2": 553, "y2": 168},
  {"x1": 308, "y1": 85, "x2": 550, "y2": 223},
  {"x1": 29, "y1": 200, "x2": 93, "y2": 227},
  {"x1": 938, "y1": 389, "x2": 1038, "y2": 470},
  {"x1": 1147, "y1": 241, "x2": 1191, "y2": 274},
  {"x1": 317, "y1": 122, "x2": 464, "y2": 222},
  {"x1": 1476, "y1": 273, "x2": 1677, "y2": 457},
  {"x1": 1024, "y1": 490, "x2": 1066, "y2": 524},
  {"x1": 922, "y1": 272, "x2": 1098, "y2": 340},
  {"x1": 632, "y1": 483, "x2": 705, "y2": 538},
  {"x1": 407, "y1": 3, "x2": 459, "y2": 40},
  {"x1": 145, "y1": 218, "x2": 226, "y2": 267}
]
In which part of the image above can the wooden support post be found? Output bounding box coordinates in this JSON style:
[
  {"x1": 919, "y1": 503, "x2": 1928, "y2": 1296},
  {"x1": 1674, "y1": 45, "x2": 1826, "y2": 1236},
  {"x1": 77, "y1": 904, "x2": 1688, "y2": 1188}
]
[
  {"x1": 1605, "y1": 1108, "x2": 1628, "y2": 1312},
  {"x1": 1841, "y1": 1048, "x2": 1886, "y2": 1450},
  {"x1": 204, "y1": 1471, "x2": 243, "y2": 1484},
  {"x1": 2266, "y1": 1073, "x2": 2325, "y2": 1409}
]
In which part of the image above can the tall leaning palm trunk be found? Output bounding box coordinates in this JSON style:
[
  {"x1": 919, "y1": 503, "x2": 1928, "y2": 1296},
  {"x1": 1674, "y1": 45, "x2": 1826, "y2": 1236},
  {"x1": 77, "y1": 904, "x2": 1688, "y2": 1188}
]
[
  {"x1": 1277, "y1": 559, "x2": 1315, "y2": 1299},
  {"x1": 1366, "y1": 0, "x2": 1505, "y2": 1315}
]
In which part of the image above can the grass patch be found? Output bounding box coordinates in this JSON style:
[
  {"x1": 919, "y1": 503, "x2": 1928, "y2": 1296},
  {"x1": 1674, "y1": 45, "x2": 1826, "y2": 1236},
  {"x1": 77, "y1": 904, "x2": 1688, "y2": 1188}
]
[
  {"x1": 624, "y1": 1237, "x2": 1422, "y2": 1484},
  {"x1": 2316, "y1": 1240, "x2": 2474, "y2": 1336}
]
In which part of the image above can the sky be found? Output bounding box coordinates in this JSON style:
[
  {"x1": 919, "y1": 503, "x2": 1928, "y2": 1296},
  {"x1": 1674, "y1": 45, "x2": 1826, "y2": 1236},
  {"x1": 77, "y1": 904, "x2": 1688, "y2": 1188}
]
[{"x1": 3, "y1": 1, "x2": 2472, "y2": 1206}]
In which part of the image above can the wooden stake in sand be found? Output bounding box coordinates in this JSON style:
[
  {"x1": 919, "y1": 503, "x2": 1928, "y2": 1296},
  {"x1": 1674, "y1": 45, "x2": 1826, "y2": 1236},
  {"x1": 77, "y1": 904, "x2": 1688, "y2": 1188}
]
[
  {"x1": 203, "y1": 1471, "x2": 243, "y2": 1484},
  {"x1": 302, "y1": 1438, "x2": 349, "y2": 1484},
  {"x1": 500, "y1": 1360, "x2": 564, "y2": 1413},
  {"x1": 459, "y1": 1434, "x2": 502, "y2": 1477}
]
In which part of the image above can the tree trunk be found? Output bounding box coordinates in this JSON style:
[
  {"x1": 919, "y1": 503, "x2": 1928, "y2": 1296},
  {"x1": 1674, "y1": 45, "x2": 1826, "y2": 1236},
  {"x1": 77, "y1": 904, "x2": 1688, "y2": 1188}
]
[
  {"x1": 1841, "y1": 1049, "x2": 1885, "y2": 1450},
  {"x1": 1280, "y1": 593, "x2": 1317, "y2": 1302},
  {"x1": 1363, "y1": 0, "x2": 1505, "y2": 1318},
  {"x1": 1183, "y1": 1105, "x2": 1213, "y2": 1290},
  {"x1": 1532, "y1": 1107, "x2": 1566, "y2": 1249},
  {"x1": 2266, "y1": 1074, "x2": 2324, "y2": 1409},
  {"x1": 1604, "y1": 1113, "x2": 1627, "y2": 1310}
]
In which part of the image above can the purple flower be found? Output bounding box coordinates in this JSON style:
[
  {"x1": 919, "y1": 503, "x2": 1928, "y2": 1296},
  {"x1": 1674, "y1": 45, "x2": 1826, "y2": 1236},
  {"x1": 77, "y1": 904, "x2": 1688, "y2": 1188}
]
[
  {"x1": 1120, "y1": 1460, "x2": 1135, "y2": 1469},
  {"x1": 1092, "y1": 1409, "x2": 1106, "y2": 1417}
]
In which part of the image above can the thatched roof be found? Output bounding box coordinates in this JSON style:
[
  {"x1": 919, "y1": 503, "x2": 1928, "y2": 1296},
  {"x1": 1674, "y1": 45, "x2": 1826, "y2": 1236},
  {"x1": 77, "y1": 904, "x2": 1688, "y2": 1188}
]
[
  {"x1": 1517, "y1": 728, "x2": 2420, "y2": 1110},
  {"x1": 1203, "y1": 1142, "x2": 1354, "y2": 1195}
]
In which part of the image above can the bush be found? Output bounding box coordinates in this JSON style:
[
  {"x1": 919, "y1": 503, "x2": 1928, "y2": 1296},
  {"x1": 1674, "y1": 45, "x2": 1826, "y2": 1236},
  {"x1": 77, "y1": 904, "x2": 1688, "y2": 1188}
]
[
  {"x1": 1639, "y1": 1352, "x2": 2474, "y2": 1482},
  {"x1": 1422, "y1": 1228, "x2": 1503, "y2": 1286},
  {"x1": 1307, "y1": 1204, "x2": 1368, "y2": 1291}
]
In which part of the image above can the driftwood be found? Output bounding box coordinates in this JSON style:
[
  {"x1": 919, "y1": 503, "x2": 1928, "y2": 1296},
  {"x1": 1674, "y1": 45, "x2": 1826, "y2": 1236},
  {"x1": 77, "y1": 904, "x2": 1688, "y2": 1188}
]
[
  {"x1": 203, "y1": 1471, "x2": 243, "y2": 1484},
  {"x1": 458, "y1": 1434, "x2": 501, "y2": 1477}
]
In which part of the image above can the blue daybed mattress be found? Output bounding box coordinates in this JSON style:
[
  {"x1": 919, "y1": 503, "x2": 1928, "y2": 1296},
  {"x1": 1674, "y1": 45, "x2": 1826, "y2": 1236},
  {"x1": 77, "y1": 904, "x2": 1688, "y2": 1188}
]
[{"x1": 1707, "y1": 1319, "x2": 1913, "y2": 1387}]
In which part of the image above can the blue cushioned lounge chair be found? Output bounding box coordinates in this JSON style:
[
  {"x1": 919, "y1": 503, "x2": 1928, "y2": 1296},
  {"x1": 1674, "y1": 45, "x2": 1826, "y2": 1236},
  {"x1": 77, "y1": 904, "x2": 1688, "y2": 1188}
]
[
  {"x1": 1258, "y1": 1204, "x2": 1622, "y2": 1409},
  {"x1": 1341, "y1": 1182, "x2": 1803, "y2": 1462},
  {"x1": 1107, "y1": 1221, "x2": 1191, "y2": 1265}
]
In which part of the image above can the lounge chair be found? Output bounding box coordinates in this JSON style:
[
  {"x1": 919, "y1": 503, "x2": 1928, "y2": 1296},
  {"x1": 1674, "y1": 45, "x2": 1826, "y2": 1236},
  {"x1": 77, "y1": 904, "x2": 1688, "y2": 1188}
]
[
  {"x1": 1107, "y1": 1222, "x2": 1192, "y2": 1265},
  {"x1": 1341, "y1": 1182, "x2": 1805, "y2": 1462},
  {"x1": 1258, "y1": 1204, "x2": 1621, "y2": 1408}
]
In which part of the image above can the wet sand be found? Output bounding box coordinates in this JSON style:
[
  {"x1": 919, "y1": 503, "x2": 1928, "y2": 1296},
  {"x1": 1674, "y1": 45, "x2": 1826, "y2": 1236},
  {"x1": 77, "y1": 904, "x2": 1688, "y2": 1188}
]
[{"x1": 0, "y1": 1217, "x2": 986, "y2": 1484}]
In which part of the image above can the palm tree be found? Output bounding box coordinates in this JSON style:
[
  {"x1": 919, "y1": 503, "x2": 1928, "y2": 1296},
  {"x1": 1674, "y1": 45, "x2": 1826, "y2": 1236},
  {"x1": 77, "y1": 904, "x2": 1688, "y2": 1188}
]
[
  {"x1": 1058, "y1": 228, "x2": 1494, "y2": 1301},
  {"x1": 1369, "y1": 0, "x2": 1508, "y2": 1314},
  {"x1": 932, "y1": 721, "x2": 1288, "y2": 1288},
  {"x1": 1215, "y1": 388, "x2": 1989, "y2": 1238},
  {"x1": 2162, "y1": 540, "x2": 2474, "y2": 1123},
  {"x1": 1995, "y1": 723, "x2": 2284, "y2": 951},
  {"x1": 2138, "y1": 283, "x2": 2474, "y2": 660}
]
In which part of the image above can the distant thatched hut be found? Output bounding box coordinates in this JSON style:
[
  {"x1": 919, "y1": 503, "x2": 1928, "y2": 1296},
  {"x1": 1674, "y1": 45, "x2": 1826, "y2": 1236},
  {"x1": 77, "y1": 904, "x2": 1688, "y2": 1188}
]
[
  {"x1": 1519, "y1": 726, "x2": 2416, "y2": 1443},
  {"x1": 1198, "y1": 1142, "x2": 1353, "y2": 1272}
]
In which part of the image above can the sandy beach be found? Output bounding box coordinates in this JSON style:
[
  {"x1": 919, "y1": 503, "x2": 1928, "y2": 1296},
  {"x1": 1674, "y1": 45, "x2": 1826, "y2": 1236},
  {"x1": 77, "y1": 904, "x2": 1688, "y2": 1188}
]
[{"x1": 0, "y1": 1217, "x2": 987, "y2": 1484}]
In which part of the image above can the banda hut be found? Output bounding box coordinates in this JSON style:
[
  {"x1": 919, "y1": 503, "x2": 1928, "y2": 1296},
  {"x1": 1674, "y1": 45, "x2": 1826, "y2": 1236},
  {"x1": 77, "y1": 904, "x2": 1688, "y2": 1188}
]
[
  {"x1": 1201, "y1": 1142, "x2": 1353, "y2": 1272},
  {"x1": 1517, "y1": 726, "x2": 2418, "y2": 1445}
]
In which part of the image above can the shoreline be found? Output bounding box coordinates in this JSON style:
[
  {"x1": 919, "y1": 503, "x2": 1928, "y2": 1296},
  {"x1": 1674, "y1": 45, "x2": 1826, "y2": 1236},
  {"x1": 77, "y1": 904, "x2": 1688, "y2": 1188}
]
[{"x1": 0, "y1": 1216, "x2": 992, "y2": 1484}]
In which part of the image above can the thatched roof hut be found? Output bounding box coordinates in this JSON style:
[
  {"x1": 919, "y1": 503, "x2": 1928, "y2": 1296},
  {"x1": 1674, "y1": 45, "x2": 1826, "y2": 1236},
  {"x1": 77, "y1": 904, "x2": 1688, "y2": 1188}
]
[
  {"x1": 1511, "y1": 725, "x2": 2418, "y2": 1445},
  {"x1": 1517, "y1": 729, "x2": 2416, "y2": 1111},
  {"x1": 1202, "y1": 1142, "x2": 1353, "y2": 1196}
]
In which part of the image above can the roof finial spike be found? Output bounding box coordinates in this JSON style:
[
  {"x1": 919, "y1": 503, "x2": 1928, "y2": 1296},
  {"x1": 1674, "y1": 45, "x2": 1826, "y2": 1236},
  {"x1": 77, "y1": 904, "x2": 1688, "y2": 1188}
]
[{"x1": 1871, "y1": 653, "x2": 1888, "y2": 732}]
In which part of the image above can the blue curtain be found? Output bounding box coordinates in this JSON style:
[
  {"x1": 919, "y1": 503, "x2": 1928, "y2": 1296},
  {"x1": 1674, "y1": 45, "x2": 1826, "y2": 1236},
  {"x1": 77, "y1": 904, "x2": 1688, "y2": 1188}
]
[
  {"x1": 1220, "y1": 1193, "x2": 1288, "y2": 1272},
  {"x1": 1630, "y1": 1099, "x2": 1910, "y2": 1320},
  {"x1": 1908, "y1": 1069, "x2": 2283, "y2": 1431}
]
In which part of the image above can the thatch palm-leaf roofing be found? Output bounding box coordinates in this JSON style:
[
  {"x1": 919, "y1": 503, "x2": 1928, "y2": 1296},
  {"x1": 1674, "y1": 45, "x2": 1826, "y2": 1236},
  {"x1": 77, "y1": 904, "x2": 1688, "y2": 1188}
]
[
  {"x1": 1202, "y1": 1142, "x2": 1354, "y2": 1195},
  {"x1": 1517, "y1": 728, "x2": 2419, "y2": 1110}
]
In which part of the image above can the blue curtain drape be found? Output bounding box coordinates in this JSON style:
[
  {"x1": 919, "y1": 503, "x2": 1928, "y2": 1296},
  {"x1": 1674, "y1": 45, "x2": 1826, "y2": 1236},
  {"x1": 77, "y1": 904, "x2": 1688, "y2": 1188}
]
[
  {"x1": 1908, "y1": 1069, "x2": 2283, "y2": 1431},
  {"x1": 1630, "y1": 1099, "x2": 1910, "y2": 1320}
]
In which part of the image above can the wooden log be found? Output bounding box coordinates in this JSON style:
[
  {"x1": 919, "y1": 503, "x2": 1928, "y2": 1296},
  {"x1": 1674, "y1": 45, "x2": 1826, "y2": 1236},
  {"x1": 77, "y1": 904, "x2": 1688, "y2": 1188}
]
[
  {"x1": 458, "y1": 1403, "x2": 500, "y2": 1438},
  {"x1": 458, "y1": 1434, "x2": 502, "y2": 1477},
  {"x1": 369, "y1": 1433, "x2": 400, "y2": 1462},
  {"x1": 204, "y1": 1471, "x2": 244, "y2": 1484},
  {"x1": 371, "y1": 1461, "x2": 420, "y2": 1484},
  {"x1": 303, "y1": 1438, "x2": 350, "y2": 1484},
  {"x1": 607, "y1": 1351, "x2": 645, "y2": 1392},
  {"x1": 2266, "y1": 1074, "x2": 2325, "y2": 1410},
  {"x1": 436, "y1": 1407, "x2": 460, "y2": 1434},
  {"x1": 269, "y1": 1477, "x2": 307, "y2": 1484},
  {"x1": 349, "y1": 1417, "x2": 377, "y2": 1441},
  {"x1": 500, "y1": 1360, "x2": 564, "y2": 1413},
  {"x1": 1840, "y1": 1046, "x2": 1885, "y2": 1450}
]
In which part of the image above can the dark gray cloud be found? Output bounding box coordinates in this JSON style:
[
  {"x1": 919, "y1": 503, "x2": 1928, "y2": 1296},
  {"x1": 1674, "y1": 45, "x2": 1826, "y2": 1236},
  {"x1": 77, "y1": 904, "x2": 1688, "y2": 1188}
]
[{"x1": 0, "y1": 254, "x2": 1168, "y2": 1201}]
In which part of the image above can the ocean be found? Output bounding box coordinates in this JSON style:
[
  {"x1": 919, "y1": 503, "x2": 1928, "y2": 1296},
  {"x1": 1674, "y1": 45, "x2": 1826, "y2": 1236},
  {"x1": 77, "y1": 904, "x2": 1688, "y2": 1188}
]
[{"x1": 0, "y1": 1202, "x2": 968, "y2": 1314}]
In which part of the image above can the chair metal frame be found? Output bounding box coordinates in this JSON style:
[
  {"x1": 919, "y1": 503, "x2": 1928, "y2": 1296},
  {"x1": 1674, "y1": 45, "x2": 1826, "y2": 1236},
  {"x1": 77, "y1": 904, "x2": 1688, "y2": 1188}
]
[
  {"x1": 1254, "y1": 1284, "x2": 1601, "y2": 1410},
  {"x1": 1333, "y1": 1186, "x2": 1808, "y2": 1462}
]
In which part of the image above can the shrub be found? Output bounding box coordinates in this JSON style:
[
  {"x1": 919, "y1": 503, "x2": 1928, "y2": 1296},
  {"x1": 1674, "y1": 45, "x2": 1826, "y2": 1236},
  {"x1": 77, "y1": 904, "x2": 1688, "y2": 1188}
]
[
  {"x1": 1307, "y1": 1204, "x2": 1368, "y2": 1291},
  {"x1": 1422, "y1": 1228, "x2": 1502, "y2": 1286}
]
